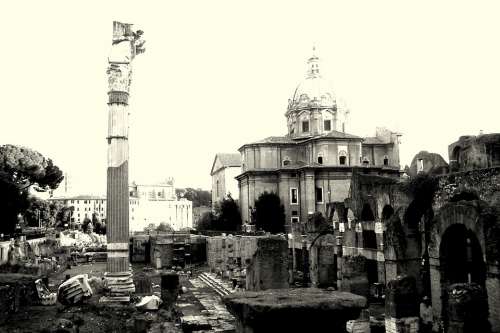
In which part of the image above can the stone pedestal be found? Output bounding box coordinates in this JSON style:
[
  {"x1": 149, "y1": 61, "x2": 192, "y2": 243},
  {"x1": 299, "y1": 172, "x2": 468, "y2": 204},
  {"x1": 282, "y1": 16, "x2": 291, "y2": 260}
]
[
  {"x1": 223, "y1": 288, "x2": 367, "y2": 333},
  {"x1": 245, "y1": 237, "x2": 289, "y2": 291},
  {"x1": 384, "y1": 275, "x2": 419, "y2": 333},
  {"x1": 134, "y1": 272, "x2": 152, "y2": 295},
  {"x1": 100, "y1": 270, "x2": 135, "y2": 303},
  {"x1": 160, "y1": 272, "x2": 179, "y2": 308},
  {"x1": 446, "y1": 283, "x2": 490, "y2": 333},
  {"x1": 341, "y1": 255, "x2": 370, "y2": 300}
]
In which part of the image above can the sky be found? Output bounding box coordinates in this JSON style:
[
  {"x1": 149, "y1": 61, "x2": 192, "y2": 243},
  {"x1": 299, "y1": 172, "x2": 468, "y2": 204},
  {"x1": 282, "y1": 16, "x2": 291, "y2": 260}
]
[{"x1": 1, "y1": 1, "x2": 499, "y2": 195}]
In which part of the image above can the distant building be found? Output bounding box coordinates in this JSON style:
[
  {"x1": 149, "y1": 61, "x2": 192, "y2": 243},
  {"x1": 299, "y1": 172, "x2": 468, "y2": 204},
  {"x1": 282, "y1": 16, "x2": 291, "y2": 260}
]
[
  {"x1": 210, "y1": 153, "x2": 241, "y2": 206},
  {"x1": 449, "y1": 133, "x2": 500, "y2": 172},
  {"x1": 50, "y1": 179, "x2": 193, "y2": 232},
  {"x1": 236, "y1": 50, "x2": 401, "y2": 229},
  {"x1": 408, "y1": 151, "x2": 448, "y2": 177},
  {"x1": 129, "y1": 179, "x2": 193, "y2": 231},
  {"x1": 49, "y1": 195, "x2": 106, "y2": 224}
]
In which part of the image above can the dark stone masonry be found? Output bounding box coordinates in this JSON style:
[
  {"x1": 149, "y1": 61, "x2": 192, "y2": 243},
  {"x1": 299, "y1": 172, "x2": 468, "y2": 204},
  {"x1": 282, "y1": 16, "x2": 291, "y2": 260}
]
[{"x1": 224, "y1": 288, "x2": 367, "y2": 333}]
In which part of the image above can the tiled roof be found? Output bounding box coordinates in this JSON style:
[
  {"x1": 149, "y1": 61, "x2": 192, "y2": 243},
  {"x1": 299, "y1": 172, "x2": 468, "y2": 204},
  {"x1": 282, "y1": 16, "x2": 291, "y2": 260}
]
[
  {"x1": 317, "y1": 131, "x2": 361, "y2": 140},
  {"x1": 216, "y1": 153, "x2": 241, "y2": 167},
  {"x1": 251, "y1": 136, "x2": 296, "y2": 144},
  {"x1": 247, "y1": 132, "x2": 361, "y2": 146}
]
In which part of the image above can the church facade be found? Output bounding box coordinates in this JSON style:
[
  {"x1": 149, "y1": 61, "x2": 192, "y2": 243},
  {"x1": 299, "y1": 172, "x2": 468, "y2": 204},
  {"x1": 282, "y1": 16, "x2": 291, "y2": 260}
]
[{"x1": 236, "y1": 51, "x2": 402, "y2": 229}]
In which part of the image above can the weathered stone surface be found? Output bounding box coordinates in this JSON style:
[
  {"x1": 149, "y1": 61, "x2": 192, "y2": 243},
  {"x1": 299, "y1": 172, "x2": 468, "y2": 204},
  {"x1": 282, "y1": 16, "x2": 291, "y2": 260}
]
[
  {"x1": 446, "y1": 283, "x2": 491, "y2": 333},
  {"x1": 341, "y1": 255, "x2": 370, "y2": 300},
  {"x1": 385, "y1": 275, "x2": 418, "y2": 319},
  {"x1": 223, "y1": 288, "x2": 366, "y2": 332},
  {"x1": 245, "y1": 236, "x2": 288, "y2": 291},
  {"x1": 134, "y1": 272, "x2": 152, "y2": 294},
  {"x1": 161, "y1": 272, "x2": 179, "y2": 308}
]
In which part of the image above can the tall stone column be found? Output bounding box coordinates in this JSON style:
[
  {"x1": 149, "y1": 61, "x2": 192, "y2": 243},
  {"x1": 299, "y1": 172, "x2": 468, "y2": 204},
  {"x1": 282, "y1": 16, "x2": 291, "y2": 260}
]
[{"x1": 106, "y1": 21, "x2": 145, "y2": 273}]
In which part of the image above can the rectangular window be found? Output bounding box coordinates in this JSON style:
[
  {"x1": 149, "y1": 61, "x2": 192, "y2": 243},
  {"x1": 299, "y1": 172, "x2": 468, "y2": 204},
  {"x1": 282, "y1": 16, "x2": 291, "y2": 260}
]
[
  {"x1": 315, "y1": 187, "x2": 323, "y2": 203},
  {"x1": 302, "y1": 121, "x2": 309, "y2": 133},
  {"x1": 324, "y1": 119, "x2": 331, "y2": 131},
  {"x1": 291, "y1": 216, "x2": 299, "y2": 224},
  {"x1": 290, "y1": 188, "x2": 298, "y2": 204}
]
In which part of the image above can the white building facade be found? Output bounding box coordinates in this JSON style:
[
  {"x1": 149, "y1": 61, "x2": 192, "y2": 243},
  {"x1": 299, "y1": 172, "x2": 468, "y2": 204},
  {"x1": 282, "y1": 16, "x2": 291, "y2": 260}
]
[
  {"x1": 50, "y1": 179, "x2": 193, "y2": 232},
  {"x1": 210, "y1": 153, "x2": 241, "y2": 207}
]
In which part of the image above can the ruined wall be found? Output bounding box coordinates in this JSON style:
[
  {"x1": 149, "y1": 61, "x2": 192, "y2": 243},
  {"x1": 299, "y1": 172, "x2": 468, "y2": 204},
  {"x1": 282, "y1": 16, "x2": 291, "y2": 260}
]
[
  {"x1": 206, "y1": 235, "x2": 260, "y2": 273},
  {"x1": 246, "y1": 236, "x2": 289, "y2": 291},
  {"x1": 448, "y1": 134, "x2": 500, "y2": 172},
  {"x1": 340, "y1": 255, "x2": 370, "y2": 299},
  {"x1": 434, "y1": 166, "x2": 500, "y2": 208}
]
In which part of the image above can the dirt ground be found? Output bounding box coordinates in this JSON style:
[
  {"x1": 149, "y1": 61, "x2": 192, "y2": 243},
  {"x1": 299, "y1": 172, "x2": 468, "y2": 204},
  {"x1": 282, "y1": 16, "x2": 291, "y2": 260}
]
[
  {"x1": 0, "y1": 262, "x2": 236, "y2": 333},
  {"x1": 0, "y1": 262, "x2": 182, "y2": 333}
]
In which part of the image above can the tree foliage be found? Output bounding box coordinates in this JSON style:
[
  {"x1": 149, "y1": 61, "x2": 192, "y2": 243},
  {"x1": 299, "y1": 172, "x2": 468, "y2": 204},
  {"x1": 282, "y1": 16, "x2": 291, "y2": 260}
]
[
  {"x1": 0, "y1": 145, "x2": 63, "y2": 233},
  {"x1": 254, "y1": 191, "x2": 286, "y2": 233},
  {"x1": 214, "y1": 196, "x2": 241, "y2": 231},
  {"x1": 156, "y1": 222, "x2": 174, "y2": 232},
  {"x1": 196, "y1": 212, "x2": 217, "y2": 231},
  {"x1": 56, "y1": 206, "x2": 74, "y2": 228},
  {"x1": 195, "y1": 196, "x2": 242, "y2": 232},
  {"x1": 176, "y1": 188, "x2": 211, "y2": 207},
  {"x1": 24, "y1": 197, "x2": 62, "y2": 228}
]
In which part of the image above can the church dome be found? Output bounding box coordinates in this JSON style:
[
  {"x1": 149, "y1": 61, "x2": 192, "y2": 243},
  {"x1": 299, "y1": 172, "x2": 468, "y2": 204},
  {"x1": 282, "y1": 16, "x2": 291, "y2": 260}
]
[
  {"x1": 287, "y1": 52, "x2": 337, "y2": 112},
  {"x1": 286, "y1": 49, "x2": 349, "y2": 137}
]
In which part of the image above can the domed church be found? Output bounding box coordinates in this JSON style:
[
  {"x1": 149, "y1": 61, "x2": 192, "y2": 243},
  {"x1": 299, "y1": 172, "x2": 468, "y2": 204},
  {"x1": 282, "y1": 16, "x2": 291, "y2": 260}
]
[{"x1": 236, "y1": 50, "x2": 402, "y2": 229}]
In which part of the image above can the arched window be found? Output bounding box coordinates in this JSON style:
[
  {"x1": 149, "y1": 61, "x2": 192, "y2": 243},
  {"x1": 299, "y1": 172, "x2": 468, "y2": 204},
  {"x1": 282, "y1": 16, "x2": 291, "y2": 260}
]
[
  {"x1": 362, "y1": 157, "x2": 370, "y2": 166},
  {"x1": 302, "y1": 120, "x2": 309, "y2": 133},
  {"x1": 339, "y1": 150, "x2": 347, "y2": 165},
  {"x1": 317, "y1": 153, "x2": 323, "y2": 165},
  {"x1": 283, "y1": 157, "x2": 291, "y2": 166}
]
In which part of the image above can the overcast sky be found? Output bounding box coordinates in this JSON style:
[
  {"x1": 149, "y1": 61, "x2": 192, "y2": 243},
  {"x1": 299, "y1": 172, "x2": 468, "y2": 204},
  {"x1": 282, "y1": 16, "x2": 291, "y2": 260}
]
[{"x1": 1, "y1": 1, "x2": 499, "y2": 194}]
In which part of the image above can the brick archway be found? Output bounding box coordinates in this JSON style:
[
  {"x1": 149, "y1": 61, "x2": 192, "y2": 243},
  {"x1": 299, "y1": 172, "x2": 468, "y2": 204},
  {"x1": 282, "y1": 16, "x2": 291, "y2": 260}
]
[{"x1": 428, "y1": 201, "x2": 489, "y2": 327}]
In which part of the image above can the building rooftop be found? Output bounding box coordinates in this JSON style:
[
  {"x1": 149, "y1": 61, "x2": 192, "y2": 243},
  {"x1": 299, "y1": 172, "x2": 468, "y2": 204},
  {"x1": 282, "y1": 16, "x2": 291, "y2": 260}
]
[
  {"x1": 50, "y1": 195, "x2": 106, "y2": 200},
  {"x1": 215, "y1": 153, "x2": 241, "y2": 167},
  {"x1": 243, "y1": 131, "x2": 362, "y2": 148}
]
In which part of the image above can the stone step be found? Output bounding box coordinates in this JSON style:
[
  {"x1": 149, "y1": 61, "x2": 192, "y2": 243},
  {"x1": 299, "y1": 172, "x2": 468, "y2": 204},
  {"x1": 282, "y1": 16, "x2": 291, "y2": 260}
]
[{"x1": 198, "y1": 273, "x2": 232, "y2": 297}]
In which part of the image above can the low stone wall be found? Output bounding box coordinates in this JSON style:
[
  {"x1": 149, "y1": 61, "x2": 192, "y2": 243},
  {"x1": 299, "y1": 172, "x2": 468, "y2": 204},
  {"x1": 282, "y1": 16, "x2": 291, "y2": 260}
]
[{"x1": 0, "y1": 274, "x2": 39, "y2": 323}]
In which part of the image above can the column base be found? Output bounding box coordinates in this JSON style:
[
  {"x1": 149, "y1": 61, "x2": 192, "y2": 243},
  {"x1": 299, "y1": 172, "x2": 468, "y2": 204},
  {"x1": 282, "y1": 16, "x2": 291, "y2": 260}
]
[{"x1": 99, "y1": 270, "x2": 135, "y2": 303}]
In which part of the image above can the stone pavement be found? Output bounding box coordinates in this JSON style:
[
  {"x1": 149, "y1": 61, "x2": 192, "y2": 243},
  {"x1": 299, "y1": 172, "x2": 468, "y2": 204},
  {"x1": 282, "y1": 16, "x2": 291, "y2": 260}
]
[{"x1": 177, "y1": 276, "x2": 235, "y2": 332}]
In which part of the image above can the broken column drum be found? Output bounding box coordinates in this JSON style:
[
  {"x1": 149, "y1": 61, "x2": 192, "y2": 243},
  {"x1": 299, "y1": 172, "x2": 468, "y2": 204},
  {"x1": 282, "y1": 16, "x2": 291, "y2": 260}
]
[{"x1": 106, "y1": 21, "x2": 145, "y2": 273}]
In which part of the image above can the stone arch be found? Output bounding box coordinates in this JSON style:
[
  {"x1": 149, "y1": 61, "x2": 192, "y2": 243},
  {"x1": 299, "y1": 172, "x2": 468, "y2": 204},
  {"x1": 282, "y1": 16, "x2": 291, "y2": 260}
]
[
  {"x1": 428, "y1": 201, "x2": 492, "y2": 327},
  {"x1": 429, "y1": 202, "x2": 487, "y2": 259},
  {"x1": 361, "y1": 203, "x2": 375, "y2": 221},
  {"x1": 439, "y1": 224, "x2": 486, "y2": 287},
  {"x1": 309, "y1": 234, "x2": 337, "y2": 288}
]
